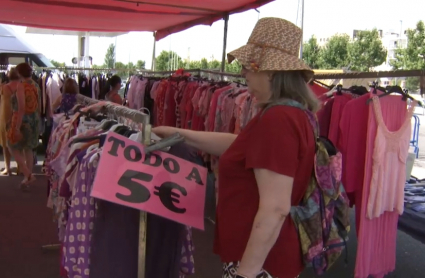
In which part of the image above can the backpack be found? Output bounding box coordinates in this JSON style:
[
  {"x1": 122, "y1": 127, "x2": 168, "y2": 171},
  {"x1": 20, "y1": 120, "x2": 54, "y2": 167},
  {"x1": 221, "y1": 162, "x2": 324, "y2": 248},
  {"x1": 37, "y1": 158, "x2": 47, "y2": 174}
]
[{"x1": 262, "y1": 99, "x2": 350, "y2": 275}]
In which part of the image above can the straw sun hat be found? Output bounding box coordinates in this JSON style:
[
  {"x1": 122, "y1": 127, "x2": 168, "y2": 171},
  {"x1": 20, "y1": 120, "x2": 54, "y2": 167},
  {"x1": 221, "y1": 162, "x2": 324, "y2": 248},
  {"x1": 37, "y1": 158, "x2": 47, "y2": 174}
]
[{"x1": 227, "y1": 17, "x2": 313, "y2": 81}]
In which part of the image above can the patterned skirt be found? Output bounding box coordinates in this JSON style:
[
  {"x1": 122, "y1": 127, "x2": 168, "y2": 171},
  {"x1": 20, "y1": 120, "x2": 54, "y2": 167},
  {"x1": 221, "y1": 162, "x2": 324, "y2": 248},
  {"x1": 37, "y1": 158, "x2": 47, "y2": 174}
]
[{"x1": 7, "y1": 112, "x2": 40, "y2": 150}]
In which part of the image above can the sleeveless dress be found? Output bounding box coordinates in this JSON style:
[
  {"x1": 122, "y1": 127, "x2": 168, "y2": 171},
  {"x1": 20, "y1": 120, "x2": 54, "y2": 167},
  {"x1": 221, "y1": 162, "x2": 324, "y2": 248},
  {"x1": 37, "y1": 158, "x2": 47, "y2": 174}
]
[
  {"x1": 0, "y1": 84, "x2": 13, "y2": 148},
  {"x1": 7, "y1": 80, "x2": 40, "y2": 150},
  {"x1": 366, "y1": 96, "x2": 416, "y2": 219}
]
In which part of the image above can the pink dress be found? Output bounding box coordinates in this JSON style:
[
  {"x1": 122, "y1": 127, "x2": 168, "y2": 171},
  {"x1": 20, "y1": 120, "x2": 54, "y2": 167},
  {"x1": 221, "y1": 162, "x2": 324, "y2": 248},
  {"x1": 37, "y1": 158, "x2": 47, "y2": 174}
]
[
  {"x1": 355, "y1": 93, "x2": 409, "y2": 278},
  {"x1": 328, "y1": 93, "x2": 353, "y2": 145},
  {"x1": 367, "y1": 96, "x2": 415, "y2": 219},
  {"x1": 337, "y1": 94, "x2": 370, "y2": 234}
]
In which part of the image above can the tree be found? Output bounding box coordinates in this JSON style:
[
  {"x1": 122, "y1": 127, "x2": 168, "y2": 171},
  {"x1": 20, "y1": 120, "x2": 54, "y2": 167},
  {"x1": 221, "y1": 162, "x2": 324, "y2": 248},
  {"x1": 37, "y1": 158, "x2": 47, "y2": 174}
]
[
  {"x1": 104, "y1": 44, "x2": 116, "y2": 68},
  {"x1": 200, "y1": 58, "x2": 209, "y2": 69},
  {"x1": 155, "y1": 50, "x2": 183, "y2": 71},
  {"x1": 114, "y1": 62, "x2": 126, "y2": 69},
  {"x1": 225, "y1": 60, "x2": 242, "y2": 73},
  {"x1": 136, "y1": 60, "x2": 146, "y2": 69},
  {"x1": 302, "y1": 36, "x2": 322, "y2": 69},
  {"x1": 391, "y1": 21, "x2": 425, "y2": 91},
  {"x1": 208, "y1": 60, "x2": 221, "y2": 70},
  {"x1": 319, "y1": 34, "x2": 350, "y2": 69},
  {"x1": 51, "y1": 60, "x2": 66, "y2": 68},
  {"x1": 187, "y1": 60, "x2": 201, "y2": 69},
  {"x1": 348, "y1": 29, "x2": 387, "y2": 71}
]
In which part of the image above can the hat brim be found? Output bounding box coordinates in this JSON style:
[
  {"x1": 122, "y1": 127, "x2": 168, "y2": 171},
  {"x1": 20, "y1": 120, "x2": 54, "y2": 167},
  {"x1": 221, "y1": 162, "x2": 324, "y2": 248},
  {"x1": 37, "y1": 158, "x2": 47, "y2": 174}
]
[{"x1": 227, "y1": 44, "x2": 314, "y2": 82}]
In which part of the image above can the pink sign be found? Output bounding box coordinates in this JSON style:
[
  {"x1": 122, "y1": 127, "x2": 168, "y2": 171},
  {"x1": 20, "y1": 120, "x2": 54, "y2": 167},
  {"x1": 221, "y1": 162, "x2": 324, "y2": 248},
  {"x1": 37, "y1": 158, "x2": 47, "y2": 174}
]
[{"x1": 91, "y1": 132, "x2": 207, "y2": 230}]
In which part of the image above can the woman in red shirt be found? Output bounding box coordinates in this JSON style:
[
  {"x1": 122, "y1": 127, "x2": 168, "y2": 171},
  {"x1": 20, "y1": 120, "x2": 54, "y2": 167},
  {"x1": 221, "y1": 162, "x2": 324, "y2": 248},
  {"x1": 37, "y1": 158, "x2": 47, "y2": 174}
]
[{"x1": 153, "y1": 18, "x2": 319, "y2": 278}]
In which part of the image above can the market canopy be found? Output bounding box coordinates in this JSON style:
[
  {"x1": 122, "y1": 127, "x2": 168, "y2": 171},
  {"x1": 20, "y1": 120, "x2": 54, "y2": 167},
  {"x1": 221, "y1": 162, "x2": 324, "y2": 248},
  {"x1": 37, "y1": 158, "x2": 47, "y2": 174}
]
[{"x1": 0, "y1": 0, "x2": 274, "y2": 41}]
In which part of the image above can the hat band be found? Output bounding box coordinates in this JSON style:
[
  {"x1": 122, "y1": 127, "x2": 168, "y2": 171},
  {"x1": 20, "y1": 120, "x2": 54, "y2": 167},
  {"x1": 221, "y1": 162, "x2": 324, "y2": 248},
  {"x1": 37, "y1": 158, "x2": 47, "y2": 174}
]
[
  {"x1": 246, "y1": 41, "x2": 298, "y2": 71},
  {"x1": 247, "y1": 41, "x2": 298, "y2": 57}
]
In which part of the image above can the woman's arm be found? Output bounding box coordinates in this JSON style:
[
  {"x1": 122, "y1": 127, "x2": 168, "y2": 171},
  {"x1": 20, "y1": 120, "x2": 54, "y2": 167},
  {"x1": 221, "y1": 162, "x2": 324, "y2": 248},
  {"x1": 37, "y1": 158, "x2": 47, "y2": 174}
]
[
  {"x1": 237, "y1": 169, "x2": 293, "y2": 278},
  {"x1": 51, "y1": 95, "x2": 62, "y2": 111},
  {"x1": 15, "y1": 83, "x2": 26, "y2": 129},
  {"x1": 152, "y1": 126, "x2": 237, "y2": 156}
]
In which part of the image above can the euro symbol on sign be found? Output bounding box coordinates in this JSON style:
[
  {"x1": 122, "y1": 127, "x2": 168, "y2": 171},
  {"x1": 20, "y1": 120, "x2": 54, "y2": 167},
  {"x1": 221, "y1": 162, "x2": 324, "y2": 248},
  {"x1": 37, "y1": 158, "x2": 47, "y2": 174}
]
[{"x1": 154, "y1": 182, "x2": 187, "y2": 214}]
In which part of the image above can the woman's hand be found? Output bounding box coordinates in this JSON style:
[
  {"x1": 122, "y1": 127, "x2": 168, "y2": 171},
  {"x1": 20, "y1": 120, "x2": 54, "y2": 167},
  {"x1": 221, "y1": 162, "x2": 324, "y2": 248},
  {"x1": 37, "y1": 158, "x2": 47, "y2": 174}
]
[
  {"x1": 152, "y1": 127, "x2": 237, "y2": 156},
  {"x1": 152, "y1": 126, "x2": 179, "y2": 139}
]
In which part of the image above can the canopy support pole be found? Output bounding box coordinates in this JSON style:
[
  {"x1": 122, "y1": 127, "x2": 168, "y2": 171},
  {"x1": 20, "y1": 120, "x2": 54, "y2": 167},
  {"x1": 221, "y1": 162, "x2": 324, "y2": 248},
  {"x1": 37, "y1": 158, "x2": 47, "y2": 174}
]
[
  {"x1": 299, "y1": 0, "x2": 304, "y2": 59},
  {"x1": 151, "y1": 32, "x2": 157, "y2": 71},
  {"x1": 220, "y1": 13, "x2": 229, "y2": 80}
]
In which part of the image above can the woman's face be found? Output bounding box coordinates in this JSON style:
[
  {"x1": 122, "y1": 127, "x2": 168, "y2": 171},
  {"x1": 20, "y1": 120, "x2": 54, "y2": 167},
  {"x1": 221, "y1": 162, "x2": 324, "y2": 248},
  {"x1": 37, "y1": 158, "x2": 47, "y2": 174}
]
[{"x1": 241, "y1": 67, "x2": 272, "y2": 102}]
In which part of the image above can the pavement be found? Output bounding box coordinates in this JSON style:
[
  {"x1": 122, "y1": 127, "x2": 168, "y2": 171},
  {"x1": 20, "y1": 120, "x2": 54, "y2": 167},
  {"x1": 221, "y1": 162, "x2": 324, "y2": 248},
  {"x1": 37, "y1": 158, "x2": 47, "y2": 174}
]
[{"x1": 1, "y1": 108, "x2": 425, "y2": 278}]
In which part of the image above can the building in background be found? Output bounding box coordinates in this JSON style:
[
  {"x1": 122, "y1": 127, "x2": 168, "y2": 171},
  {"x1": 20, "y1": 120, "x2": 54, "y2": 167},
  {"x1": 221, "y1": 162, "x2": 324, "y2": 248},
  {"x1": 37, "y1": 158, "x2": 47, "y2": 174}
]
[{"x1": 378, "y1": 29, "x2": 407, "y2": 70}]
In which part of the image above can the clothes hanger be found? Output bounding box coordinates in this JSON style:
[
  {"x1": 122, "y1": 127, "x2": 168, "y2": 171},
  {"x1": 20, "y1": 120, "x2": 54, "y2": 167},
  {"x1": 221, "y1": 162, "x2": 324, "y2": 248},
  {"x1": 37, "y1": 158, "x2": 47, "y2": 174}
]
[
  {"x1": 336, "y1": 84, "x2": 344, "y2": 95},
  {"x1": 366, "y1": 85, "x2": 423, "y2": 106},
  {"x1": 144, "y1": 133, "x2": 185, "y2": 154},
  {"x1": 348, "y1": 85, "x2": 368, "y2": 96}
]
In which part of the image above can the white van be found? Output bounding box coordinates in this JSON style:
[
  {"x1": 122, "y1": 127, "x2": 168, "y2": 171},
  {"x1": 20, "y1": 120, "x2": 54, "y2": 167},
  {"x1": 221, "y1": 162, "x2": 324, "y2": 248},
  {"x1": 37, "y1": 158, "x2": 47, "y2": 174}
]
[{"x1": 0, "y1": 24, "x2": 54, "y2": 68}]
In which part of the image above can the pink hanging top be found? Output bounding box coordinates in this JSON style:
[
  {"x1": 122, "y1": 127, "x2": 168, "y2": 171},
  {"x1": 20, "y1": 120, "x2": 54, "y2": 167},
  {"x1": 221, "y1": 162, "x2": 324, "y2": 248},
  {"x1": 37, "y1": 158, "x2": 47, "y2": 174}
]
[{"x1": 366, "y1": 96, "x2": 416, "y2": 219}]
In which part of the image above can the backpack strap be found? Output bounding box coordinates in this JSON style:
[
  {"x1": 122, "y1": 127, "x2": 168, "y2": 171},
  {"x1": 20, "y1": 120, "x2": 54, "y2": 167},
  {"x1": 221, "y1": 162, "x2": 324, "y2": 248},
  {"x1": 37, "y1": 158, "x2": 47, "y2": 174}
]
[{"x1": 261, "y1": 99, "x2": 320, "y2": 141}]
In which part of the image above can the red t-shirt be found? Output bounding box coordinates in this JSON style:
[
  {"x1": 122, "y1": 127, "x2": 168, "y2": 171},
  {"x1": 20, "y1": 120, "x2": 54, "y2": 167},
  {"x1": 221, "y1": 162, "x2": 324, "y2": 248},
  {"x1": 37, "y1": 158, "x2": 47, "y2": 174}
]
[{"x1": 214, "y1": 105, "x2": 316, "y2": 278}]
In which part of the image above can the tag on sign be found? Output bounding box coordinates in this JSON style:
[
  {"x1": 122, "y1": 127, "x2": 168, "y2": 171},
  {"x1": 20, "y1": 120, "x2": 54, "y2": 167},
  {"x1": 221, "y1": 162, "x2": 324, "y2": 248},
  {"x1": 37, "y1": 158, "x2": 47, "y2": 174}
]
[{"x1": 91, "y1": 132, "x2": 207, "y2": 230}]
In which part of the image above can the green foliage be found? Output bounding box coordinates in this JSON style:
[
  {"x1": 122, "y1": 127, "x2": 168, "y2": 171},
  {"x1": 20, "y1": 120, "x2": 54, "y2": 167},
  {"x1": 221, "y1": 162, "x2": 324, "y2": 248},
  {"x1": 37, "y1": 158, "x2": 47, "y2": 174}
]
[
  {"x1": 405, "y1": 77, "x2": 420, "y2": 91},
  {"x1": 225, "y1": 60, "x2": 242, "y2": 73},
  {"x1": 50, "y1": 60, "x2": 66, "y2": 68},
  {"x1": 187, "y1": 60, "x2": 201, "y2": 69},
  {"x1": 319, "y1": 34, "x2": 351, "y2": 69},
  {"x1": 391, "y1": 21, "x2": 425, "y2": 71},
  {"x1": 208, "y1": 60, "x2": 221, "y2": 70},
  {"x1": 200, "y1": 58, "x2": 209, "y2": 69},
  {"x1": 348, "y1": 29, "x2": 387, "y2": 71},
  {"x1": 302, "y1": 36, "x2": 322, "y2": 69},
  {"x1": 104, "y1": 44, "x2": 116, "y2": 69},
  {"x1": 155, "y1": 50, "x2": 184, "y2": 71},
  {"x1": 136, "y1": 60, "x2": 146, "y2": 69},
  {"x1": 390, "y1": 21, "x2": 425, "y2": 92}
]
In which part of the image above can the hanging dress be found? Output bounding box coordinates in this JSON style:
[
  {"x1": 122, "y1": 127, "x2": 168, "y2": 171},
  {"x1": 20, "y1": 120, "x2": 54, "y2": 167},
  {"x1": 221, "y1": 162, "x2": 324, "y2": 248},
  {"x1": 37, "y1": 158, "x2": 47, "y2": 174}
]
[
  {"x1": 355, "y1": 94, "x2": 412, "y2": 278},
  {"x1": 0, "y1": 84, "x2": 13, "y2": 148},
  {"x1": 367, "y1": 96, "x2": 416, "y2": 219},
  {"x1": 7, "y1": 80, "x2": 40, "y2": 150}
]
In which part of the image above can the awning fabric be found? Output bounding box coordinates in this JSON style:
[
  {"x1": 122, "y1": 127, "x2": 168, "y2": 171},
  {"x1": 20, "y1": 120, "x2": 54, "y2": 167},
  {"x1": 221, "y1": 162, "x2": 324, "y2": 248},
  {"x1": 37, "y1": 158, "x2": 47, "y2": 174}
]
[{"x1": 0, "y1": 0, "x2": 274, "y2": 41}]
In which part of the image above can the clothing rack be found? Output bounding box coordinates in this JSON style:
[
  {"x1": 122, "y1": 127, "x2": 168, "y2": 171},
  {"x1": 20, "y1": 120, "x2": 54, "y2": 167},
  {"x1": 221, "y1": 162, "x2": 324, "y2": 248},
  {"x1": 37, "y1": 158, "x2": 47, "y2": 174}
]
[
  {"x1": 75, "y1": 94, "x2": 151, "y2": 278},
  {"x1": 42, "y1": 94, "x2": 152, "y2": 278}
]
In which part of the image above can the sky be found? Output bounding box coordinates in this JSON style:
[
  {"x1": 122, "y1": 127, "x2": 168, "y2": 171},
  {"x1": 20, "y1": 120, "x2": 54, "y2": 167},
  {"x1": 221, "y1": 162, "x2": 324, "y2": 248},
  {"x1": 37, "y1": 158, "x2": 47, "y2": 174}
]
[{"x1": 4, "y1": 0, "x2": 425, "y2": 69}]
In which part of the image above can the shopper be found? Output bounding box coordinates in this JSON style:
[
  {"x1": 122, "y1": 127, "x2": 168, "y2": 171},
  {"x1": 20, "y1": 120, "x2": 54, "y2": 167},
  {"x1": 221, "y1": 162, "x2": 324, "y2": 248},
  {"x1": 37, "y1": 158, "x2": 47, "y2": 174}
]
[
  {"x1": 100, "y1": 75, "x2": 123, "y2": 104},
  {"x1": 0, "y1": 68, "x2": 20, "y2": 175},
  {"x1": 51, "y1": 78, "x2": 79, "y2": 113},
  {"x1": 152, "y1": 18, "x2": 318, "y2": 278},
  {"x1": 7, "y1": 63, "x2": 40, "y2": 189}
]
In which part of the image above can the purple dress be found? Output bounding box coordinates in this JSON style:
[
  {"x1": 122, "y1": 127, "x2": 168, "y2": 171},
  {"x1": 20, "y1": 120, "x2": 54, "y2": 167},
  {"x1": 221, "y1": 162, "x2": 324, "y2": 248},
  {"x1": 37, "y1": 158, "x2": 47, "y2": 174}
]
[{"x1": 62, "y1": 149, "x2": 99, "y2": 278}]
